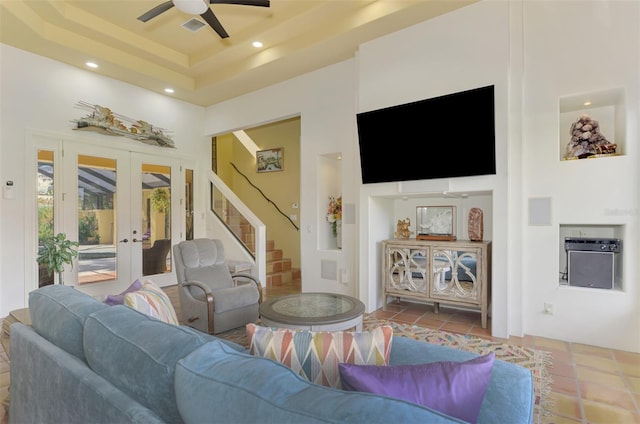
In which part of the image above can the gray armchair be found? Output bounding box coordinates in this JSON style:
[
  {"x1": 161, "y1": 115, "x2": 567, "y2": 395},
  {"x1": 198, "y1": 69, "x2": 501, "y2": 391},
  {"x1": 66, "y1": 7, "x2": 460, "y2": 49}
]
[{"x1": 173, "y1": 238, "x2": 262, "y2": 334}]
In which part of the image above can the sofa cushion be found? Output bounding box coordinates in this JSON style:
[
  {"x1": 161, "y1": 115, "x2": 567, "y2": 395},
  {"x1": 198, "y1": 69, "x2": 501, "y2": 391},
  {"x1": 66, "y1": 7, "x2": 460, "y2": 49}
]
[
  {"x1": 104, "y1": 279, "x2": 143, "y2": 306},
  {"x1": 123, "y1": 280, "x2": 179, "y2": 325},
  {"x1": 175, "y1": 340, "x2": 463, "y2": 424},
  {"x1": 246, "y1": 323, "x2": 393, "y2": 388},
  {"x1": 84, "y1": 305, "x2": 212, "y2": 423},
  {"x1": 28, "y1": 284, "x2": 108, "y2": 362},
  {"x1": 389, "y1": 336, "x2": 535, "y2": 424},
  {"x1": 339, "y1": 352, "x2": 495, "y2": 423}
]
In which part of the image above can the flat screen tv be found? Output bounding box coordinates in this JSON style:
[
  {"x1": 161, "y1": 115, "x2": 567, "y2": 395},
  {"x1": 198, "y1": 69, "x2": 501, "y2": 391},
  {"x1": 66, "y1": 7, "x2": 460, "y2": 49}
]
[{"x1": 357, "y1": 85, "x2": 496, "y2": 184}]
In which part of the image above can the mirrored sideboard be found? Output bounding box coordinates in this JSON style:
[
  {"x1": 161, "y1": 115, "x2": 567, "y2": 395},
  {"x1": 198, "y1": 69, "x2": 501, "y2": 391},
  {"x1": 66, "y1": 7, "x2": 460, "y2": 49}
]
[{"x1": 382, "y1": 239, "x2": 491, "y2": 328}]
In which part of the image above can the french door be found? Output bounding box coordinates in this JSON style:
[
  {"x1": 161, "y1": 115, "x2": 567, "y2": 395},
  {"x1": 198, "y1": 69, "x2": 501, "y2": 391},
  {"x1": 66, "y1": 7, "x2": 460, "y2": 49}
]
[{"x1": 36, "y1": 140, "x2": 186, "y2": 293}]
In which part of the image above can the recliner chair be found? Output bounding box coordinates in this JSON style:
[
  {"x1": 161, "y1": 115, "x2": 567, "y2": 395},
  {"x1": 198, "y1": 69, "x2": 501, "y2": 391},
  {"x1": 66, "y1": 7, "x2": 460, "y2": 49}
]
[{"x1": 173, "y1": 238, "x2": 262, "y2": 334}]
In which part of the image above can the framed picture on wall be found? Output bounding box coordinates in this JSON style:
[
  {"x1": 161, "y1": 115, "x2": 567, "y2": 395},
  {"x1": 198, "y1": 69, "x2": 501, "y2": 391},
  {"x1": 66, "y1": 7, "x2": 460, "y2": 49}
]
[{"x1": 256, "y1": 148, "x2": 284, "y2": 173}]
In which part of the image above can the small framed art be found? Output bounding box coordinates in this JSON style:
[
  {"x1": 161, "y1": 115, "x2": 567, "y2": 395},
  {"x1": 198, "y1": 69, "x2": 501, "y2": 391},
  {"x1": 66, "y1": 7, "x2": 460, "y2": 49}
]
[
  {"x1": 256, "y1": 148, "x2": 284, "y2": 173},
  {"x1": 416, "y1": 206, "x2": 457, "y2": 241}
]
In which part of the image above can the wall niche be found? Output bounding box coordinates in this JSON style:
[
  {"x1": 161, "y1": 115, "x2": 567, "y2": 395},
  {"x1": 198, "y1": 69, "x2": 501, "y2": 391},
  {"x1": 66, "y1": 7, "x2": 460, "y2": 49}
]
[
  {"x1": 558, "y1": 224, "x2": 625, "y2": 291},
  {"x1": 559, "y1": 87, "x2": 625, "y2": 161}
]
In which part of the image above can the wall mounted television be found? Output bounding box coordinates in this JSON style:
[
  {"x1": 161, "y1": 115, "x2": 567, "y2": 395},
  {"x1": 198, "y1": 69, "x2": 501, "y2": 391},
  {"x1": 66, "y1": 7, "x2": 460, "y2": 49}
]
[{"x1": 357, "y1": 85, "x2": 496, "y2": 184}]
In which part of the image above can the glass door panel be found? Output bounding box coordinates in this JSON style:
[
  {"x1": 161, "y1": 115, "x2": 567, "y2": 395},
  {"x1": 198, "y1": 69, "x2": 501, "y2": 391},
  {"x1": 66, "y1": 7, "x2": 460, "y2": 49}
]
[
  {"x1": 185, "y1": 168, "x2": 194, "y2": 240},
  {"x1": 141, "y1": 163, "x2": 172, "y2": 276},
  {"x1": 37, "y1": 150, "x2": 55, "y2": 287},
  {"x1": 77, "y1": 155, "x2": 117, "y2": 284}
]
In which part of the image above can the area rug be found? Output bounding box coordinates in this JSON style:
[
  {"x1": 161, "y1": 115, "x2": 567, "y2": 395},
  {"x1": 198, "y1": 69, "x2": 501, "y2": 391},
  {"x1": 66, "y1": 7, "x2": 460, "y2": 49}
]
[{"x1": 216, "y1": 316, "x2": 553, "y2": 423}]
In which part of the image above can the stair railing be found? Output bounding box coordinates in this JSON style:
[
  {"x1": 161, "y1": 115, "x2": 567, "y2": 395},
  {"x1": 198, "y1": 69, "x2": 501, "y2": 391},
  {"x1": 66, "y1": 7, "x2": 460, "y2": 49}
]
[
  {"x1": 208, "y1": 170, "x2": 266, "y2": 286},
  {"x1": 230, "y1": 162, "x2": 299, "y2": 231}
]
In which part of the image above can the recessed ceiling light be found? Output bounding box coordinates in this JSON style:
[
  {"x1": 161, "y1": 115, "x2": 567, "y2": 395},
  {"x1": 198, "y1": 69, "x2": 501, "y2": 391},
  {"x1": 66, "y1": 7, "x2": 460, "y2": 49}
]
[
  {"x1": 252, "y1": 41, "x2": 263, "y2": 48},
  {"x1": 85, "y1": 62, "x2": 98, "y2": 69},
  {"x1": 164, "y1": 88, "x2": 175, "y2": 94},
  {"x1": 583, "y1": 101, "x2": 592, "y2": 106}
]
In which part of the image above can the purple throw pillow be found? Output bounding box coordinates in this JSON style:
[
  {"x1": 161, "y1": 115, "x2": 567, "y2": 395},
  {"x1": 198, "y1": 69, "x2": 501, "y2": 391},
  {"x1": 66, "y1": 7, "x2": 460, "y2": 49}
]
[
  {"x1": 104, "y1": 279, "x2": 143, "y2": 306},
  {"x1": 338, "y1": 352, "x2": 495, "y2": 424}
]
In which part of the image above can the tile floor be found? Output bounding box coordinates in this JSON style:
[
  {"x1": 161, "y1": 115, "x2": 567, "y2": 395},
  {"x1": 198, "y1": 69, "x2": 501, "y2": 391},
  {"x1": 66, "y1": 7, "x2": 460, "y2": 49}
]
[{"x1": 1, "y1": 281, "x2": 638, "y2": 424}]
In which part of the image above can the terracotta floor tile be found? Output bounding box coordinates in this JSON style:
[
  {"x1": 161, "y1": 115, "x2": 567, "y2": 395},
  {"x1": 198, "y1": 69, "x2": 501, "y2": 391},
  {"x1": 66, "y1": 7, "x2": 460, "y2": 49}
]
[
  {"x1": 400, "y1": 307, "x2": 430, "y2": 317},
  {"x1": 448, "y1": 312, "x2": 480, "y2": 325},
  {"x1": 413, "y1": 311, "x2": 444, "y2": 322},
  {"x1": 626, "y1": 375, "x2": 640, "y2": 394},
  {"x1": 535, "y1": 337, "x2": 571, "y2": 352},
  {"x1": 613, "y1": 350, "x2": 640, "y2": 365},
  {"x1": 390, "y1": 313, "x2": 419, "y2": 324},
  {"x1": 573, "y1": 352, "x2": 619, "y2": 374},
  {"x1": 576, "y1": 367, "x2": 627, "y2": 389},
  {"x1": 370, "y1": 310, "x2": 398, "y2": 319},
  {"x1": 403, "y1": 303, "x2": 430, "y2": 312},
  {"x1": 619, "y1": 361, "x2": 640, "y2": 378},
  {"x1": 545, "y1": 349, "x2": 573, "y2": 365},
  {"x1": 579, "y1": 381, "x2": 637, "y2": 410},
  {"x1": 551, "y1": 374, "x2": 579, "y2": 396},
  {"x1": 633, "y1": 392, "x2": 640, "y2": 410},
  {"x1": 582, "y1": 399, "x2": 639, "y2": 424},
  {"x1": 543, "y1": 414, "x2": 582, "y2": 424},
  {"x1": 414, "y1": 316, "x2": 445, "y2": 329},
  {"x1": 549, "y1": 392, "x2": 582, "y2": 420},
  {"x1": 467, "y1": 325, "x2": 492, "y2": 339},
  {"x1": 550, "y1": 360, "x2": 576, "y2": 379},
  {"x1": 507, "y1": 334, "x2": 535, "y2": 348},
  {"x1": 572, "y1": 343, "x2": 614, "y2": 359}
]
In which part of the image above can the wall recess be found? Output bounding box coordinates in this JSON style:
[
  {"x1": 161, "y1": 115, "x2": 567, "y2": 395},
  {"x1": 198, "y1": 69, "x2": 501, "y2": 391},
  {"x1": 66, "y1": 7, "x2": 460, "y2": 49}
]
[{"x1": 559, "y1": 88, "x2": 625, "y2": 161}]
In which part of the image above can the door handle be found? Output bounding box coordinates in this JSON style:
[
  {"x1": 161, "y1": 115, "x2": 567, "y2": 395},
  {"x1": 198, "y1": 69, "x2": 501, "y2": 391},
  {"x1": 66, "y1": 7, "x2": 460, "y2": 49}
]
[
  {"x1": 119, "y1": 238, "x2": 129, "y2": 243},
  {"x1": 132, "y1": 238, "x2": 143, "y2": 243}
]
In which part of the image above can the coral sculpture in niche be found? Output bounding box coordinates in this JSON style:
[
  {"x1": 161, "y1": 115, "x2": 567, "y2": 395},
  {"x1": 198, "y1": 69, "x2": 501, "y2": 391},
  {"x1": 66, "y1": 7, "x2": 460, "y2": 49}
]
[{"x1": 565, "y1": 114, "x2": 616, "y2": 159}]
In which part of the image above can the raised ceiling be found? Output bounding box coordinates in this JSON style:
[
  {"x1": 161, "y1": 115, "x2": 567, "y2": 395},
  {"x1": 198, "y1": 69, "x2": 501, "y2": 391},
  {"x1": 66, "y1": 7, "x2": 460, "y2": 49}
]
[{"x1": 0, "y1": 0, "x2": 476, "y2": 107}]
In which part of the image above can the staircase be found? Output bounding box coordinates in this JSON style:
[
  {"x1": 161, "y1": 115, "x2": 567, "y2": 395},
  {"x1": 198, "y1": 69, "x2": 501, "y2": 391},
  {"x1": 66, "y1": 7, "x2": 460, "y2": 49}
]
[
  {"x1": 265, "y1": 240, "x2": 301, "y2": 287},
  {"x1": 223, "y1": 203, "x2": 300, "y2": 288}
]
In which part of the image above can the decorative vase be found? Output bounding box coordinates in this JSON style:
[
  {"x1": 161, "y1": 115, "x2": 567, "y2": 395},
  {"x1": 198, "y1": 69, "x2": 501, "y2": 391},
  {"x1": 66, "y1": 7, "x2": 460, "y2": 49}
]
[{"x1": 336, "y1": 220, "x2": 342, "y2": 249}]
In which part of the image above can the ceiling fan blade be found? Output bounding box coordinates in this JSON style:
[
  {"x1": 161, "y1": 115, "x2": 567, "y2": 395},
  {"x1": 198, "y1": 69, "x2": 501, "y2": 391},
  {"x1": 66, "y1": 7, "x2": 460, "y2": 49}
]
[
  {"x1": 201, "y1": 8, "x2": 229, "y2": 39},
  {"x1": 209, "y1": 0, "x2": 270, "y2": 7},
  {"x1": 137, "y1": 1, "x2": 175, "y2": 22}
]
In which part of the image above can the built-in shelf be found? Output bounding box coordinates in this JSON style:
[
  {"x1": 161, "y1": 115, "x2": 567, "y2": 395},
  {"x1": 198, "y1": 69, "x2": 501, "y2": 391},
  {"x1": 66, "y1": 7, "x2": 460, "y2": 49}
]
[
  {"x1": 559, "y1": 87, "x2": 625, "y2": 161},
  {"x1": 319, "y1": 153, "x2": 342, "y2": 251},
  {"x1": 558, "y1": 224, "x2": 624, "y2": 291}
]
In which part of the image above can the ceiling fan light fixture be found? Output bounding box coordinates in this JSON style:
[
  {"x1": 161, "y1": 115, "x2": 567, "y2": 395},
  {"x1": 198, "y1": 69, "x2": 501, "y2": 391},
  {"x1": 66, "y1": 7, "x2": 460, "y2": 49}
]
[{"x1": 173, "y1": 0, "x2": 207, "y2": 15}]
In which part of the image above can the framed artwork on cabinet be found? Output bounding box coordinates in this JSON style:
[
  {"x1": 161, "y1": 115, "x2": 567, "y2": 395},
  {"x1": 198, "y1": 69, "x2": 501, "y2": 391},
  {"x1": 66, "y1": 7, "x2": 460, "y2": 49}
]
[{"x1": 416, "y1": 206, "x2": 456, "y2": 240}]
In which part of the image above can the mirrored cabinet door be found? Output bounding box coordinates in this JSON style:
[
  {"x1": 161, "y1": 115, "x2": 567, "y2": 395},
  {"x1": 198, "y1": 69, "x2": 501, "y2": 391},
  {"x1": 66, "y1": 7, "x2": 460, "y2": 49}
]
[{"x1": 431, "y1": 249, "x2": 480, "y2": 301}]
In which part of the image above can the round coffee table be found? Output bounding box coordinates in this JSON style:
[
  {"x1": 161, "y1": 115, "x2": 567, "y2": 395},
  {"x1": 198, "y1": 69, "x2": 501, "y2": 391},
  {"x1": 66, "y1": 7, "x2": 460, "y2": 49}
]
[{"x1": 259, "y1": 293, "x2": 365, "y2": 331}]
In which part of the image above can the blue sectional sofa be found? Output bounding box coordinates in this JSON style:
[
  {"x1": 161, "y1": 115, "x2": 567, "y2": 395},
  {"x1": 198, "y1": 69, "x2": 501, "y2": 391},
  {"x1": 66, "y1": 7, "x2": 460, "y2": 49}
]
[{"x1": 9, "y1": 285, "x2": 534, "y2": 423}]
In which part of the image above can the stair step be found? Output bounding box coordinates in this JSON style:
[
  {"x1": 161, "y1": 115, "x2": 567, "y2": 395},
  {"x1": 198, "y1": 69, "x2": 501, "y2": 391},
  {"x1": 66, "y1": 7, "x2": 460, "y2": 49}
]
[
  {"x1": 267, "y1": 258, "x2": 291, "y2": 274},
  {"x1": 266, "y1": 270, "x2": 293, "y2": 286},
  {"x1": 266, "y1": 249, "x2": 283, "y2": 261}
]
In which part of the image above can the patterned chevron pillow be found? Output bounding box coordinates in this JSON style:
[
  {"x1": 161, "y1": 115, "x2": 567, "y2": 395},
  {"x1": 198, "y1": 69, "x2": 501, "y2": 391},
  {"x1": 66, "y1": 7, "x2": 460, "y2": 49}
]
[
  {"x1": 124, "y1": 280, "x2": 179, "y2": 325},
  {"x1": 246, "y1": 323, "x2": 393, "y2": 388}
]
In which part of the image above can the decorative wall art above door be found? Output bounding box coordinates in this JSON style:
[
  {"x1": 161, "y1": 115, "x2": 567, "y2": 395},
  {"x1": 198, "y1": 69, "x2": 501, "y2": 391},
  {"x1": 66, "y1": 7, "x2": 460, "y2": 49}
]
[{"x1": 72, "y1": 101, "x2": 175, "y2": 148}]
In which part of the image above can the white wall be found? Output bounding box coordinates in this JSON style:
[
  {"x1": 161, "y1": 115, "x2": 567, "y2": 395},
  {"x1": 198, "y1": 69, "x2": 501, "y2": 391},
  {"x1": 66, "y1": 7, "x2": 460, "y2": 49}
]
[
  {"x1": 357, "y1": 0, "x2": 513, "y2": 338},
  {"x1": 521, "y1": 1, "x2": 639, "y2": 352},
  {"x1": 0, "y1": 45, "x2": 209, "y2": 315}
]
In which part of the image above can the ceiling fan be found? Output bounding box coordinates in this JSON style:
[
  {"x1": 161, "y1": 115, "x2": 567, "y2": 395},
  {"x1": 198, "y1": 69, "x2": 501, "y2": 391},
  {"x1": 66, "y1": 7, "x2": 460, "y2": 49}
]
[{"x1": 138, "y1": 0, "x2": 270, "y2": 39}]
